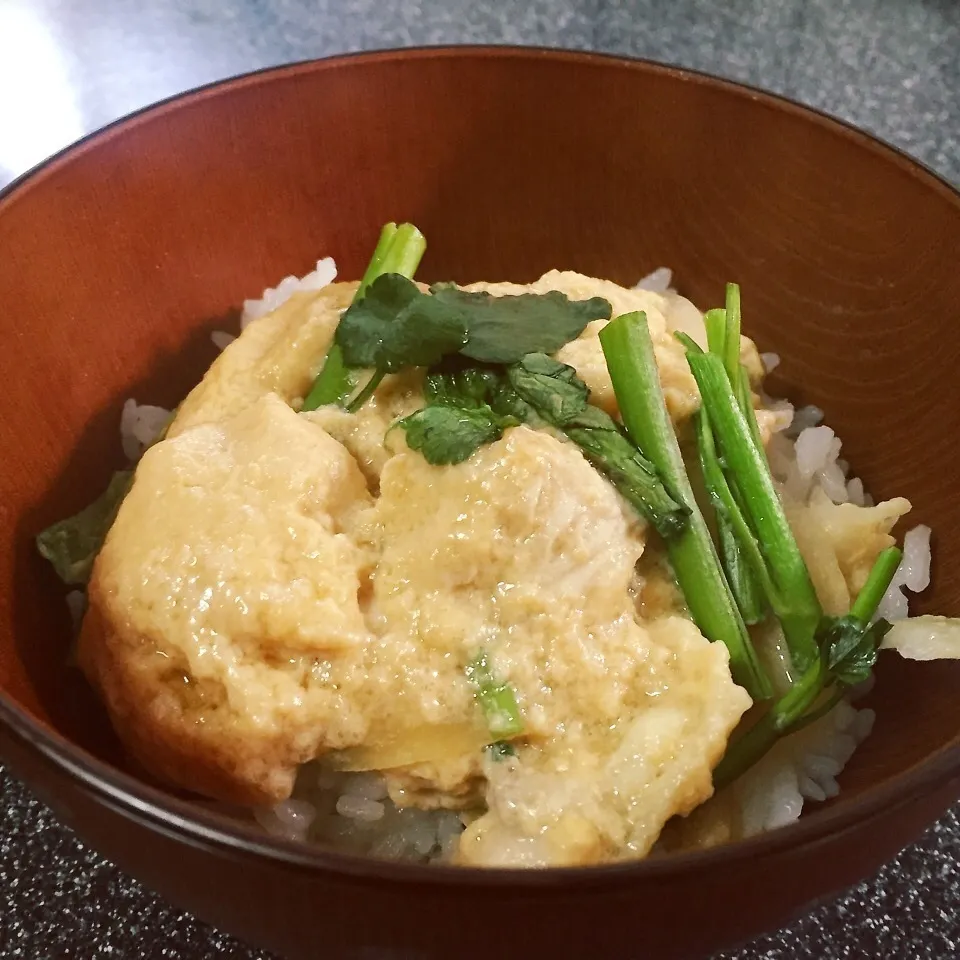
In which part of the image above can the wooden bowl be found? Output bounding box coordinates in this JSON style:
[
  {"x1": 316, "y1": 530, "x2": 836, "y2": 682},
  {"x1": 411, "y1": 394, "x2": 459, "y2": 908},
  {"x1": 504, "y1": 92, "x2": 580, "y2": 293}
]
[{"x1": 1, "y1": 47, "x2": 959, "y2": 960}]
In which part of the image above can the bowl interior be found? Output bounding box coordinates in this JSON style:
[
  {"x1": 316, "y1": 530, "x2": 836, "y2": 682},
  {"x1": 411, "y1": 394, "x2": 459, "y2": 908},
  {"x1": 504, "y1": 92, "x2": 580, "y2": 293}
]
[{"x1": 1, "y1": 48, "x2": 959, "y2": 830}]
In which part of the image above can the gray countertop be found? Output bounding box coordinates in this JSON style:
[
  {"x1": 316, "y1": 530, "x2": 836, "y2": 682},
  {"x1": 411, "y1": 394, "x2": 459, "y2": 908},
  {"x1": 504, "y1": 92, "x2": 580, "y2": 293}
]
[{"x1": 1, "y1": 1, "x2": 958, "y2": 957}]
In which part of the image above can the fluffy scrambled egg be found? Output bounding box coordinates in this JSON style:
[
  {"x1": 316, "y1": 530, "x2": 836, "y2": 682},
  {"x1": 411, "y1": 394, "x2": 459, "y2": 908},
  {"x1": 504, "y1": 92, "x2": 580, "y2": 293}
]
[{"x1": 80, "y1": 272, "x2": 762, "y2": 865}]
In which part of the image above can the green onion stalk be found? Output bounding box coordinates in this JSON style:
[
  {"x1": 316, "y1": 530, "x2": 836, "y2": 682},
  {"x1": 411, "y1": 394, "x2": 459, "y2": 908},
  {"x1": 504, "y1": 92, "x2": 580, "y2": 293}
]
[
  {"x1": 714, "y1": 546, "x2": 902, "y2": 789},
  {"x1": 599, "y1": 312, "x2": 772, "y2": 701},
  {"x1": 301, "y1": 222, "x2": 426, "y2": 412}
]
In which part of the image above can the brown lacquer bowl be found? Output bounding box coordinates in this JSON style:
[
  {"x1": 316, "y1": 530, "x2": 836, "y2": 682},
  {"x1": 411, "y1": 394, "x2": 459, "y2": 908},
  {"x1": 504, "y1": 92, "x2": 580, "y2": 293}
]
[{"x1": 1, "y1": 47, "x2": 959, "y2": 960}]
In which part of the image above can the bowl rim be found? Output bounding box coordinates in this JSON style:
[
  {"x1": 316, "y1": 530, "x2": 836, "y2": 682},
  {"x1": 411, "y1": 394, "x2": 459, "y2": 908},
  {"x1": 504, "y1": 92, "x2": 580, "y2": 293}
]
[{"x1": 2, "y1": 44, "x2": 959, "y2": 889}]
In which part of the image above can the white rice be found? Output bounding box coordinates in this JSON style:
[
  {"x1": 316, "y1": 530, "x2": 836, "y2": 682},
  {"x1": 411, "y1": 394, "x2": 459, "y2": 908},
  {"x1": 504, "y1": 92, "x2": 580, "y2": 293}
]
[
  {"x1": 113, "y1": 261, "x2": 934, "y2": 861},
  {"x1": 119, "y1": 399, "x2": 171, "y2": 461},
  {"x1": 258, "y1": 765, "x2": 465, "y2": 863},
  {"x1": 736, "y1": 700, "x2": 875, "y2": 837},
  {"x1": 635, "y1": 266, "x2": 674, "y2": 293},
  {"x1": 760, "y1": 351, "x2": 781, "y2": 373},
  {"x1": 877, "y1": 524, "x2": 932, "y2": 622},
  {"x1": 210, "y1": 257, "x2": 339, "y2": 351},
  {"x1": 254, "y1": 798, "x2": 317, "y2": 843},
  {"x1": 210, "y1": 330, "x2": 237, "y2": 351}
]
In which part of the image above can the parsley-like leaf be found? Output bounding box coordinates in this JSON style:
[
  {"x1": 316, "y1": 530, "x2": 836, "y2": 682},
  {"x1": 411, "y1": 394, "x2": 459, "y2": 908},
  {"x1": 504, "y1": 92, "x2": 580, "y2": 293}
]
[
  {"x1": 337, "y1": 275, "x2": 610, "y2": 375},
  {"x1": 336, "y1": 274, "x2": 469, "y2": 373},
  {"x1": 488, "y1": 382, "x2": 547, "y2": 428},
  {"x1": 398, "y1": 404, "x2": 512, "y2": 465},
  {"x1": 430, "y1": 285, "x2": 610, "y2": 364},
  {"x1": 825, "y1": 615, "x2": 891, "y2": 686},
  {"x1": 36, "y1": 471, "x2": 133, "y2": 585},
  {"x1": 333, "y1": 275, "x2": 611, "y2": 416},
  {"x1": 505, "y1": 353, "x2": 589, "y2": 425},
  {"x1": 423, "y1": 363, "x2": 501, "y2": 408}
]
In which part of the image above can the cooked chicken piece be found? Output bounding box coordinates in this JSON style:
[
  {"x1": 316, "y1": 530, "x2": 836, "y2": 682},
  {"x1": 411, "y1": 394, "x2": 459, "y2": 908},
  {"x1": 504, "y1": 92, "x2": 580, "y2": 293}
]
[
  {"x1": 80, "y1": 394, "x2": 375, "y2": 805},
  {"x1": 457, "y1": 614, "x2": 750, "y2": 867},
  {"x1": 366, "y1": 426, "x2": 750, "y2": 864},
  {"x1": 168, "y1": 282, "x2": 357, "y2": 436},
  {"x1": 305, "y1": 370, "x2": 424, "y2": 490}
]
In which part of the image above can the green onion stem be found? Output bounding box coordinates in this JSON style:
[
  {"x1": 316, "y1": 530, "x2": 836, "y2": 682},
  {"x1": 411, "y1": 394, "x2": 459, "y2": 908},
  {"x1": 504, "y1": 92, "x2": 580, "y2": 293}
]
[
  {"x1": 713, "y1": 656, "x2": 826, "y2": 790},
  {"x1": 599, "y1": 312, "x2": 772, "y2": 701},
  {"x1": 715, "y1": 546, "x2": 905, "y2": 787},
  {"x1": 699, "y1": 304, "x2": 766, "y2": 625},
  {"x1": 736, "y1": 368, "x2": 766, "y2": 450},
  {"x1": 723, "y1": 283, "x2": 743, "y2": 389},
  {"x1": 302, "y1": 223, "x2": 426, "y2": 411},
  {"x1": 345, "y1": 370, "x2": 386, "y2": 413},
  {"x1": 787, "y1": 684, "x2": 845, "y2": 736},
  {"x1": 704, "y1": 308, "x2": 727, "y2": 358},
  {"x1": 685, "y1": 351, "x2": 822, "y2": 673},
  {"x1": 851, "y1": 547, "x2": 903, "y2": 624},
  {"x1": 467, "y1": 652, "x2": 523, "y2": 739},
  {"x1": 695, "y1": 411, "x2": 768, "y2": 623},
  {"x1": 356, "y1": 222, "x2": 400, "y2": 299}
]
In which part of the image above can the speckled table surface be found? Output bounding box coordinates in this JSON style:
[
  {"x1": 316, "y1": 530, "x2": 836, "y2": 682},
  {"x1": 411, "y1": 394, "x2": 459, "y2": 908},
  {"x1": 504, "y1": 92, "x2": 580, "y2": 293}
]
[{"x1": 1, "y1": 1, "x2": 959, "y2": 958}]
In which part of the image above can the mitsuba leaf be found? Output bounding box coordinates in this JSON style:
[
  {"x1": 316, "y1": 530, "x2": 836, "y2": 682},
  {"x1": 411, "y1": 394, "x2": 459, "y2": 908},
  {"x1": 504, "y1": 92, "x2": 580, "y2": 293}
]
[
  {"x1": 430, "y1": 284, "x2": 610, "y2": 364},
  {"x1": 397, "y1": 404, "x2": 512, "y2": 465},
  {"x1": 488, "y1": 383, "x2": 547, "y2": 428},
  {"x1": 423, "y1": 363, "x2": 501, "y2": 408},
  {"x1": 505, "y1": 353, "x2": 589, "y2": 426},
  {"x1": 824, "y1": 615, "x2": 891, "y2": 687},
  {"x1": 337, "y1": 275, "x2": 609, "y2": 376},
  {"x1": 36, "y1": 471, "x2": 133, "y2": 585},
  {"x1": 336, "y1": 274, "x2": 469, "y2": 372}
]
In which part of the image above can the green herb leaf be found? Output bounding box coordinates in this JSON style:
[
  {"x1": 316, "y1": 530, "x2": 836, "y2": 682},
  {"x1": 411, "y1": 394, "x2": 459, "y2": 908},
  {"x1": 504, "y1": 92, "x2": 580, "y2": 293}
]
[
  {"x1": 488, "y1": 381, "x2": 546, "y2": 427},
  {"x1": 505, "y1": 353, "x2": 590, "y2": 426},
  {"x1": 336, "y1": 274, "x2": 470, "y2": 373},
  {"x1": 36, "y1": 471, "x2": 133, "y2": 585},
  {"x1": 824, "y1": 615, "x2": 892, "y2": 687},
  {"x1": 423, "y1": 363, "x2": 502, "y2": 408},
  {"x1": 338, "y1": 278, "x2": 609, "y2": 380},
  {"x1": 430, "y1": 284, "x2": 610, "y2": 364},
  {"x1": 715, "y1": 546, "x2": 905, "y2": 787},
  {"x1": 398, "y1": 404, "x2": 512, "y2": 465}
]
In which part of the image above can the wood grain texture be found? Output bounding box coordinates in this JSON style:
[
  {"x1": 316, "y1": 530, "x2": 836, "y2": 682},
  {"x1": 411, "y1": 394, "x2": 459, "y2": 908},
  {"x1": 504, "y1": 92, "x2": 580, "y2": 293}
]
[{"x1": 0, "y1": 48, "x2": 958, "y2": 960}]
